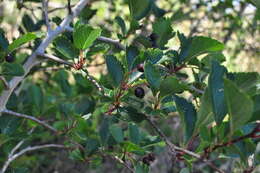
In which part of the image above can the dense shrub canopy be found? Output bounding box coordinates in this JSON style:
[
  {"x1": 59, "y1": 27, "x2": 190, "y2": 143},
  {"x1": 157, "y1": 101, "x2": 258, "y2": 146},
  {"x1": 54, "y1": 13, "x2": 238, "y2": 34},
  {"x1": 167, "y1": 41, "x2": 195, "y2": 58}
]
[{"x1": 0, "y1": 0, "x2": 259, "y2": 173}]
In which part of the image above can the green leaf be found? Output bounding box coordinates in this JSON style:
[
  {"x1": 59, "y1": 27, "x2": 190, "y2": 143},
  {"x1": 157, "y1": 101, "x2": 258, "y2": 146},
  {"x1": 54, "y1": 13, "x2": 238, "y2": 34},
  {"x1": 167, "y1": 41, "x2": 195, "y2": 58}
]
[
  {"x1": 0, "y1": 115, "x2": 21, "y2": 135},
  {"x1": 227, "y1": 72, "x2": 260, "y2": 96},
  {"x1": 0, "y1": 29, "x2": 9, "y2": 52},
  {"x1": 0, "y1": 62, "x2": 25, "y2": 76},
  {"x1": 29, "y1": 84, "x2": 43, "y2": 111},
  {"x1": 7, "y1": 32, "x2": 43, "y2": 53},
  {"x1": 160, "y1": 76, "x2": 188, "y2": 97},
  {"x1": 85, "y1": 138, "x2": 100, "y2": 155},
  {"x1": 152, "y1": 2, "x2": 166, "y2": 18},
  {"x1": 109, "y1": 124, "x2": 124, "y2": 143},
  {"x1": 201, "y1": 52, "x2": 226, "y2": 67},
  {"x1": 146, "y1": 48, "x2": 164, "y2": 64},
  {"x1": 128, "y1": 0, "x2": 152, "y2": 20},
  {"x1": 123, "y1": 141, "x2": 145, "y2": 154},
  {"x1": 99, "y1": 117, "x2": 111, "y2": 146},
  {"x1": 73, "y1": 24, "x2": 102, "y2": 50},
  {"x1": 183, "y1": 36, "x2": 225, "y2": 62},
  {"x1": 129, "y1": 123, "x2": 140, "y2": 144},
  {"x1": 115, "y1": 16, "x2": 127, "y2": 35},
  {"x1": 54, "y1": 36, "x2": 79, "y2": 59},
  {"x1": 75, "y1": 97, "x2": 95, "y2": 115},
  {"x1": 153, "y1": 18, "x2": 174, "y2": 48},
  {"x1": 180, "y1": 168, "x2": 190, "y2": 173},
  {"x1": 53, "y1": 70, "x2": 72, "y2": 96},
  {"x1": 135, "y1": 162, "x2": 149, "y2": 173},
  {"x1": 250, "y1": 94, "x2": 260, "y2": 122},
  {"x1": 126, "y1": 46, "x2": 139, "y2": 70},
  {"x1": 195, "y1": 88, "x2": 214, "y2": 133},
  {"x1": 105, "y1": 55, "x2": 124, "y2": 87},
  {"x1": 174, "y1": 95, "x2": 197, "y2": 141},
  {"x1": 224, "y1": 79, "x2": 254, "y2": 134},
  {"x1": 144, "y1": 61, "x2": 161, "y2": 91},
  {"x1": 208, "y1": 61, "x2": 227, "y2": 125}
]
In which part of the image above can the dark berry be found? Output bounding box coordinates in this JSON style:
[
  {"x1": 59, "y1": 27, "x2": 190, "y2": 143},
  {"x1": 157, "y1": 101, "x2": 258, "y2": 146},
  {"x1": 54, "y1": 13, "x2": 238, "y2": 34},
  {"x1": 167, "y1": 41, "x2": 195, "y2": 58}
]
[
  {"x1": 142, "y1": 153, "x2": 155, "y2": 165},
  {"x1": 5, "y1": 54, "x2": 15, "y2": 63},
  {"x1": 137, "y1": 64, "x2": 144, "y2": 72},
  {"x1": 147, "y1": 153, "x2": 155, "y2": 162},
  {"x1": 142, "y1": 157, "x2": 150, "y2": 165},
  {"x1": 149, "y1": 33, "x2": 158, "y2": 41},
  {"x1": 134, "y1": 87, "x2": 145, "y2": 98}
]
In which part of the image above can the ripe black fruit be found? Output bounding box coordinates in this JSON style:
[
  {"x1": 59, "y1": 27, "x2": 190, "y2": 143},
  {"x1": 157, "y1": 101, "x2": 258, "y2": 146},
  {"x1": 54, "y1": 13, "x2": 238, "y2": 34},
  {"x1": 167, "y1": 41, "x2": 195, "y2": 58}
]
[
  {"x1": 5, "y1": 54, "x2": 15, "y2": 62},
  {"x1": 137, "y1": 64, "x2": 144, "y2": 72},
  {"x1": 134, "y1": 87, "x2": 145, "y2": 98},
  {"x1": 142, "y1": 153, "x2": 155, "y2": 165}
]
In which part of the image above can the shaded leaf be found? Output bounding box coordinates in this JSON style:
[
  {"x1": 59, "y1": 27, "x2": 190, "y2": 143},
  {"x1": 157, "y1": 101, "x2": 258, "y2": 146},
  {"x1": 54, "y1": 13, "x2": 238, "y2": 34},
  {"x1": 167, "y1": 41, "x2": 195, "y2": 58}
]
[
  {"x1": 128, "y1": 0, "x2": 152, "y2": 20},
  {"x1": 126, "y1": 46, "x2": 139, "y2": 70},
  {"x1": 129, "y1": 123, "x2": 140, "y2": 144},
  {"x1": 144, "y1": 61, "x2": 161, "y2": 91},
  {"x1": 153, "y1": 18, "x2": 174, "y2": 49},
  {"x1": 115, "y1": 16, "x2": 127, "y2": 35},
  {"x1": 208, "y1": 61, "x2": 227, "y2": 125},
  {"x1": 109, "y1": 124, "x2": 124, "y2": 143},
  {"x1": 160, "y1": 76, "x2": 188, "y2": 97},
  {"x1": 105, "y1": 55, "x2": 124, "y2": 87},
  {"x1": 0, "y1": 62, "x2": 25, "y2": 76},
  {"x1": 224, "y1": 79, "x2": 254, "y2": 134},
  {"x1": 174, "y1": 95, "x2": 197, "y2": 141},
  {"x1": 54, "y1": 36, "x2": 79, "y2": 59}
]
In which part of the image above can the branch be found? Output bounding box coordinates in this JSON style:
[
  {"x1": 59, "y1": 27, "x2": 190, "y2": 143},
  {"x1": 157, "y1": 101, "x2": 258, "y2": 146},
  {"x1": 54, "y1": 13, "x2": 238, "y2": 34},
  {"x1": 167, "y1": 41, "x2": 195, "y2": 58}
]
[
  {"x1": 38, "y1": 53, "x2": 73, "y2": 66},
  {"x1": 0, "y1": 0, "x2": 90, "y2": 112},
  {"x1": 145, "y1": 115, "x2": 225, "y2": 173},
  {"x1": 38, "y1": 53, "x2": 104, "y2": 94},
  {"x1": 97, "y1": 36, "x2": 126, "y2": 50},
  {"x1": 0, "y1": 144, "x2": 66, "y2": 173},
  {"x1": 109, "y1": 155, "x2": 134, "y2": 173},
  {"x1": 1, "y1": 109, "x2": 57, "y2": 133},
  {"x1": 204, "y1": 123, "x2": 260, "y2": 156},
  {"x1": 42, "y1": 0, "x2": 51, "y2": 31},
  {"x1": 0, "y1": 76, "x2": 9, "y2": 89}
]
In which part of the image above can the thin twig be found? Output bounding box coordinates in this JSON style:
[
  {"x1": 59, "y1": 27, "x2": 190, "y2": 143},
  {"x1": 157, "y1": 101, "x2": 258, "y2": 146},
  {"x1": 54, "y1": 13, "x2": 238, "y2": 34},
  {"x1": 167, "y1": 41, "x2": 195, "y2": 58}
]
[
  {"x1": 0, "y1": 144, "x2": 66, "y2": 173},
  {"x1": 38, "y1": 53, "x2": 104, "y2": 94},
  {"x1": 0, "y1": 76, "x2": 9, "y2": 89},
  {"x1": 1, "y1": 109, "x2": 57, "y2": 133},
  {"x1": 81, "y1": 68, "x2": 104, "y2": 94},
  {"x1": 204, "y1": 123, "x2": 260, "y2": 157},
  {"x1": 145, "y1": 115, "x2": 225, "y2": 173},
  {"x1": 42, "y1": 0, "x2": 51, "y2": 31},
  {"x1": 97, "y1": 36, "x2": 126, "y2": 50},
  {"x1": 110, "y1": 155, "x2": 134, "y2": 173},
  {"x1": 67, "y1": 0, "x2": 72, "y2": 14},
  {"x1": 38, "y1": 53, "x2": 73, "y2": 66}
]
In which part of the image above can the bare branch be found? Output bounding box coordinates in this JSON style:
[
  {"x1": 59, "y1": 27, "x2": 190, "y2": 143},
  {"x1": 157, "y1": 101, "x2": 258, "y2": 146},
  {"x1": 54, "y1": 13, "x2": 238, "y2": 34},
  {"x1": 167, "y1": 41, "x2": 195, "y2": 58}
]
[
  {"x1": 37, "y1": 53, "x2": 104, "y2": 94},
  {"x1": 110, "y1": 155, "x2": 134, "y2": 173},
  {"x1": 0, "y1": 144, "x2": 66, "y2": 173},
  {"x1": 38, "y1": 53, "x2": 73, "y2": 66},
  {"x1": 42, "y1": 0, "x2": 51, "y2": 31},
  {"x1": 0, "y1": 0, "x2": 90, "y2": 112},
  {"x1": 1, "y1": 109, "x2": 57, "y2": 133},
  {"x1": 97, "y1": 36, "x2": 126, "y2": 50},
  {"x1": 145, "y1": 115, "x2": 225, "y2": 173}
]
